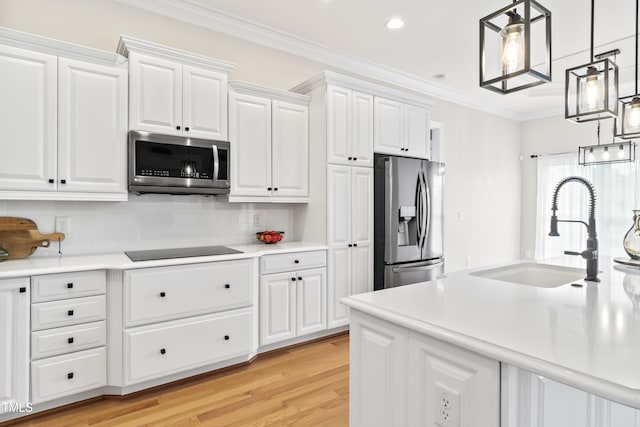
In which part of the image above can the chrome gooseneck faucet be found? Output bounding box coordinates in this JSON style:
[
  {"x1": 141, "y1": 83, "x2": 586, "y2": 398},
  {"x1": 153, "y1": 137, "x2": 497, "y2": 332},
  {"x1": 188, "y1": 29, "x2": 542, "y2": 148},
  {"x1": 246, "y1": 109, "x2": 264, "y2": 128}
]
[{"x1": 549, "y1": 176, "x2": 600, "y2": 282}]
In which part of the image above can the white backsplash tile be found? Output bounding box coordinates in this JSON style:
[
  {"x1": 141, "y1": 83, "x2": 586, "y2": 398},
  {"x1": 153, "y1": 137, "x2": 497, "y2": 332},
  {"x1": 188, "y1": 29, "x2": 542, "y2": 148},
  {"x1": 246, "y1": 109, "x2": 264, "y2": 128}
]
[{"x1": 0, "y1": 195, "x2": 294, "y2": 257}]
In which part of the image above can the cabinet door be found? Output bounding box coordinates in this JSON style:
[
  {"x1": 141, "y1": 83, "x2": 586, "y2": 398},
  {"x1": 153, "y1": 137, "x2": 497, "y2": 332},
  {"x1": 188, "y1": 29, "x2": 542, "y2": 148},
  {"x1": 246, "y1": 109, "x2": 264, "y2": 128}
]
[
  {"x1": 296, "y1": 268, "x2": 326, "y2": 337},
  {"x1": 351, "y1": 167, "x2": 374, "y2": 296},
  {"x1": 327, "y1": 85, "x2": 352, "y2": 165},
  {"x1": 405, "y1": 104, "x2": 431, "y2": 159},
  {"x1": 129, "y1": 53, "x2": 182, "y2": 135},
  {"x1": 229, "y1": 91, "x2": 272, "y2": 197},
  {"x1": 408, "y1": 332, "x2": 500, "y2": 427},
  {"x1": 327, "y1": 247, "x2": 351, "y2": 329},
  {"x1": 351, "y1": 91, "x2": 374, "y2": 167},
  {"x1": 0, "y1": 45, "x2": 57, "y2": 191},
  {"x1": 0, "y1": 278, "x2": 30, "y2": 413},
  {"x1": 182, "y1": 65, "x2": 227, "y2": 140},
  {"x1": 374, "y1": 96, "x2": 404, "y2": 155},
  {"x1": 260, "y1": 272, "x2": 296, "y2": 345},
  {"x1": 327, "y1": 165, "x2": 352, "y2": 247},
  {"x1": 350, "y1": 311, "x2": 408, "y2": 427},
  {"x1": 57, "y1": 58, "x2": 127, "y2": 194},
  {"x1": 272, "y1": 100, "x2": 309, "y2": 198}
]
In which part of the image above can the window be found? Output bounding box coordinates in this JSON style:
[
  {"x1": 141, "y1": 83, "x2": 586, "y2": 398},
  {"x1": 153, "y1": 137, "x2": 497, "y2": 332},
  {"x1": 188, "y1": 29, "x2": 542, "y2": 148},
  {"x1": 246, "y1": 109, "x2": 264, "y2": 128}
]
[{"x1": 535, "y1": 152, "x2": 638, "y2": 259}]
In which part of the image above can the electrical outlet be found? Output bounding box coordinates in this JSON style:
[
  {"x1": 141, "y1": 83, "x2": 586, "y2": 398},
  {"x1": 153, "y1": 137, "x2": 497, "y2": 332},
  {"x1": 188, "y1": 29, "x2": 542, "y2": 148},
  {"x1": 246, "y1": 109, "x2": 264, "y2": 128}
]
[
  {"x1": 525, "y1": 249, "x2": 532, "y2": 259},
  {"x1": 55, "y1": 217, "x2": 70, "y2": 235},
  {"x1": 253, "y1": 213, "x2": 264, "y2": 228},
  {"x1": 434, "y1": 383, "x2": 461, "y2": 427},
  {"x1": 465, "y1": 256, "x2": 471, "y2": 267},
  {"x1": 457, "y1": 211, "x2": 464, "y2": 221}
]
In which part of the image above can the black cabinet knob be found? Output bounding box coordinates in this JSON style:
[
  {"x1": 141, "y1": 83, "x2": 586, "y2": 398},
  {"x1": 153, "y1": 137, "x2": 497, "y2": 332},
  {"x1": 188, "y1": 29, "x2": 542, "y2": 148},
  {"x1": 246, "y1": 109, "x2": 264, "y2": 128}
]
[
  {"x1": 224, "y1": 335, "x2": 230, "y2": 341},
  {"x1": 160, "y1": 348, "x2": 166, "y2": 355},
  {"x1": 348, "y1": 244, "x2": 353, "y2": 247},
  {"x1": 60, "y1": 179, "x2": 67, "y2": 184},
  {"x1": 160, "y1": 291, "x2": 166, "y2": 297},
  {"x1": 298, "y1": 277, "x2": 302, "y2": 281},
  {"x1": 19, "y1": 287, "x2": 26, "y2": 293},
  {"x1": 67, "y1": 372, "x2": 74, "y2": 380},
  {"x1": 67, "y1": 310, "x2": 74, "y2": 316},
  {"x1": 354, "y1": 157, "x2": 358, "y2": 161},
  {"x1": 225, "y1": 284, "x2": 230, "y2": 289},
  {"x1": 68, "y1": 337, "x2": 74, "y2": 344},
  {"x1": 67, "y1": 283, "x2": 74, "y2": 289},
  {"x1": 353, "y1": 243, "x2": 358, "y2": 247},
  {"x1": 294, "y1": 259, "x2": 300, "y2": 264},
  {"x1": 348, "y1": 157, "x2": 353, "y2": 160},
  {"x1": 291, "y1": 277, "x2": 296, "y2": 281},
  {"x1": 48, "y1": 179, "x2": 54, "y2": 184},
  {"x1": 176, "y1": 125, "x2": 181, "y2": 130},
  {"x1": 274, "y1": 188, "x2": 278, "y2": 191},
  {"x1": 267, "y1": 187, "x2": 272, "y2": 191},
  {"x1": 185, "y1": 127, "x2": 190, "y2": 131}
]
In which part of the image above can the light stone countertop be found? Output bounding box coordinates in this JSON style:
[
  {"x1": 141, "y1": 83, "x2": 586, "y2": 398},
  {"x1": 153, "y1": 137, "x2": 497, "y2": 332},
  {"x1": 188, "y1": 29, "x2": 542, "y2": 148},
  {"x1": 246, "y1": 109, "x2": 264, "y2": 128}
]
[
  {"x1": 0, "y1": 241, "x2": 327, "y2": 279},
  {"x1": 342, "y1": 257, "x2": 640, "y2": 409}
]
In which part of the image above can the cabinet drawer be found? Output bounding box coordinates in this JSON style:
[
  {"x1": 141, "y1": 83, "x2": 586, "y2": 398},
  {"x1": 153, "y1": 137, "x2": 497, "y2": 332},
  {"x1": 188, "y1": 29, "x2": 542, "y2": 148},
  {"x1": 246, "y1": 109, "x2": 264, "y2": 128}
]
[
  {"x1": 32, "y1": 295, "x2": 106, "y2": 331},
  {"x1": 124, "y1": 259, "x2": 253, "y2": 327},
  {"x1": 32, "y1": 321, "x2": 106, "y2": 360},
  {"x1": 124, "y1": 309, "x2": 252, "y2": 385},
  {"x1": 32, "y1": 270, "x2": 106, "y2": 303},
  {"x1": 31, "y1": 347, "x2": 106, "y2": 404},
  {"x1": 260, "y1": 250, "x2": 326, "y2": 274}
]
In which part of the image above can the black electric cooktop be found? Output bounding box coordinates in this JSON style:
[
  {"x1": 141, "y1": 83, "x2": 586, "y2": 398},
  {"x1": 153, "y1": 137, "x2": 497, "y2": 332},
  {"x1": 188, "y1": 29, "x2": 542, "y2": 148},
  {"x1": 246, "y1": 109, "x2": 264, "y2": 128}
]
[{"x1": 125, "y1": 246, "x2": 243, "y2": 262}]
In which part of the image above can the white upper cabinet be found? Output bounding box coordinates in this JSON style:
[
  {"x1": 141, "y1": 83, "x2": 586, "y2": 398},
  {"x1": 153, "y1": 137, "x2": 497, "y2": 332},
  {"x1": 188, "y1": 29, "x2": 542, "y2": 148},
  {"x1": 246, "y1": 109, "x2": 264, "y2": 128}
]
[
  {"x1": 0, "y1": 45, "x2": 57, "y2": 192},
  {"x1": 119, "y1": 36, "x2": 234, "y2": 140},
  {"x1": 272, "y1": 100, "x2": 309, "y2": 198},
  {"x1": 128, "y1": 53, "x2": 182, "y2": 136},
  {"x1": 228, "y1": 82, "x2": 310, "y2": 203},
  {"x1": 58, "y1": 58, "x2": 128, "y2": 194},
  {"x1": 327, "y1": 85, "x2": 373, "y2": 167},
  {"x1": 374, "y1": 96, "x2": 431, "y2": 159},
  {"x1": 0, "y1": 31, "x2": 129, "y2": 201}
]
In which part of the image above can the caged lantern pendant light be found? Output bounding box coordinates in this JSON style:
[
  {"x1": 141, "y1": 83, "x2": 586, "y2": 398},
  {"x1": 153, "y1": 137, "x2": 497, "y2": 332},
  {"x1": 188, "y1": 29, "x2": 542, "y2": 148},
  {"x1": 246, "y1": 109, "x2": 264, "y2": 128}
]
[
  {"x1": 565, "y1": 0, "x2": 619, "y2": 123},
  {"x1": 479, "y1": 0, "x2": 552, "y2": 94},
  {"x1": 579, "y1": 121, "x2": 635, "y2": 165},
  {"x1": 616, "y1": 0, "x2": 640, "y2": 138}
]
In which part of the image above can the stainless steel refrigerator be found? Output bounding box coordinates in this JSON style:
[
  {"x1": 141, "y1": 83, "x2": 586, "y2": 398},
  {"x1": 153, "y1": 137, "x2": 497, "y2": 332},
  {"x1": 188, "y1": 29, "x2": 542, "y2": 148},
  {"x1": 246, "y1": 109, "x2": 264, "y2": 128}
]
[{"x1": 374, "y1": 154, "x2": 445, "y2": 290}]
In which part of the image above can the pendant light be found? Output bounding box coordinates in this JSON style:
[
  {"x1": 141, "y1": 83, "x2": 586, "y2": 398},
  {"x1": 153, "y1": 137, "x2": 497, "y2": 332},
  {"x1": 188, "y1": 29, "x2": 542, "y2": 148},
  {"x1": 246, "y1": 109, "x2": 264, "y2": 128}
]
[
  {"x1": 479, "y1": 0, "x2": 552, "y2": 94},
  {"x1": 578, "y1": 121, "x2": 636, "y2": 165},
  {"x1": 616, "y1": 0, "x2": 640, "y2": 138},
  {"x1": 565, "y1": 0, "x2": 619, "y2": 122}
]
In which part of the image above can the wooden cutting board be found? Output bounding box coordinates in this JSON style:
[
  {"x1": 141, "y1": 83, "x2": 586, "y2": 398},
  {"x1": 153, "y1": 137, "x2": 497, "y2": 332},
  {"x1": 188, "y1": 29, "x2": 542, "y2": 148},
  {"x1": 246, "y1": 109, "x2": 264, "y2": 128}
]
[{"x1": 0, "y1": 217, "x2": 65, "y2": 260}]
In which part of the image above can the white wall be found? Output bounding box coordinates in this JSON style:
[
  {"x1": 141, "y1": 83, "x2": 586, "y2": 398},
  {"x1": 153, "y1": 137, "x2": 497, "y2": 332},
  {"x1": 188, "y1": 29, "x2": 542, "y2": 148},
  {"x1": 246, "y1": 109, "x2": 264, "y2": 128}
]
[
  {"x1": 0, "y1": 0, "x2": 523, "y2": 269},
  {"x1": 520, "y1": 116, "x2": 612, "y2": 259}
]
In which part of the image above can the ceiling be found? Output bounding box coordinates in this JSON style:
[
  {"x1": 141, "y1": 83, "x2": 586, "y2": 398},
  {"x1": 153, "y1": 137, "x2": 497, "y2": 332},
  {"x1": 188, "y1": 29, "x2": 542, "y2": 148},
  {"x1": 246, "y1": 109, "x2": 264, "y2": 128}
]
[{"x1": 124, "y1": 0, "x2": 640, "y2": 120}]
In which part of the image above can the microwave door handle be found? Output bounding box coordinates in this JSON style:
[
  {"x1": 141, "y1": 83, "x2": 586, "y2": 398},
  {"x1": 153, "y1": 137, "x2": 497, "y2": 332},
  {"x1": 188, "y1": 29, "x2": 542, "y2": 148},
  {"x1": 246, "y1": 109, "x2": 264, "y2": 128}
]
[{"x1": 212, "y1": 145, "x2": 219, "y2": 180}]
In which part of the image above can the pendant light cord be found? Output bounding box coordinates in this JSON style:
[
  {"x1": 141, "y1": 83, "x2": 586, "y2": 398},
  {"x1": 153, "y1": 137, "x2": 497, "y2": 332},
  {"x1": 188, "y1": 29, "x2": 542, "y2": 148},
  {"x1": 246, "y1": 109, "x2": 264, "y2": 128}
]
[
  {"x1": 590, "y1": 0, "x2": 595, "y2": 61},
  {"x1": 636, "y1": 0, "x2": 639, "y2": 94}
]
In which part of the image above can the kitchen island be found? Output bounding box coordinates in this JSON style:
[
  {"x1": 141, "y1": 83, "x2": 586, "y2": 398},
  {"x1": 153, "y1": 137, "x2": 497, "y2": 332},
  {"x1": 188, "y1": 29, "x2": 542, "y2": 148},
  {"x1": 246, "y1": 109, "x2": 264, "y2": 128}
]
[{"x1": 342, "y1": 258, "x2": 640, "y2": 427}]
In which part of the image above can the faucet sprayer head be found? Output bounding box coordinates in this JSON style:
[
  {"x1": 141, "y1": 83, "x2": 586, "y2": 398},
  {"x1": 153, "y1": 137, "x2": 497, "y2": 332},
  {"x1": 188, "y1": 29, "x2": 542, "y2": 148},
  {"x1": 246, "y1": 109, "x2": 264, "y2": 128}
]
[{"x1": 549, "y1": 214, "x2": 559, "y2": 237}]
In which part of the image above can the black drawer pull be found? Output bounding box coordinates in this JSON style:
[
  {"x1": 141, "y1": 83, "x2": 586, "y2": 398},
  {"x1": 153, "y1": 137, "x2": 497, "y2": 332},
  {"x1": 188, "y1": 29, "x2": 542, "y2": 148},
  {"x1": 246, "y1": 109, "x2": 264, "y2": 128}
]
[
  {"x1": 160, "y1": 291, "x2": 166, "y2": 297},
  {"x1": 67, "y1": 372, "x2": 74, "y2": 380},
  {"x1": 294, "y1": 259, "x2": 300, "y2": 264},
  {"x1": 60, "y1": 179, "x2": 66, "y2": 184},
  {"x1": 176, "y1": 125, "x2": 181, "y2": 130},
  {"x1": 291, "y1": 277, "x2": 296, "y2": 281},
  {"x1": 298, "y1": 277, "x2": 302, "y2": 281},
  {"x1": 160, "y1": 348, "x2": 166, "y2": 355},
  {"x1": 224, "y1": 284, "x2": 230, "y2": 289},
  {"x1": 353, "y1": 243, "x2": 358, "y2": 247},
  {"x1": 185, "y1": 127, "x2": 190, "y2": 131},
  {"x1": 224, "y1": 335, "x2": 230, "y2": 341},
  {"x1": 348, "y1": 244, "x2": 352, "y2": 247},
  {"x1": 67, "y1": 310, "x2": 74, "y2": 316},
  {"x1": 67, "y1": 283, "x2": 74, "y2": 289},
  {"x1": 348, "y1": 157, "x2": 353, "y2": 160},
  {"x1": 354, "y1": 157, "x2": 358, "y2": 161},
  {"x1": 48, "y1": 179, "x2": 54, "y2": 184},
  {"x1": 274, "y1": 188, "x2": 278, "y2": 191},
  {"x1": 68, "y1": 337, "x2": 74, "y2": 344},
  {"x1": 19, "y1": 287, "x2": 26, "y2": 293}
]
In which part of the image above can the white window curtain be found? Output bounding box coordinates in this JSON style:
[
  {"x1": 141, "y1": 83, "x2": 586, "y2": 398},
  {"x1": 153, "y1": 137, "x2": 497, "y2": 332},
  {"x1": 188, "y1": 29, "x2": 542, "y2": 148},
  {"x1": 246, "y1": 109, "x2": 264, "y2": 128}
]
[{"x1": 535, "y1": 152, "x2": 639, "y2": 260}]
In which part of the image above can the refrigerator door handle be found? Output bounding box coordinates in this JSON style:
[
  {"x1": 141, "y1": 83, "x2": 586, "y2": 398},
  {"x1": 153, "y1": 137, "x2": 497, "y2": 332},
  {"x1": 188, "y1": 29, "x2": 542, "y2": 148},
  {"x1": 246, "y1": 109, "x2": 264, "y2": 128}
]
[
  {"x1": 423, "y1": 169, "x2": 431, "y2": 250},
  {"x1": 415, "y1": 173, "x2": 423, "y2": 247},
  {"x1": 392, "y1": 261, "x2": 442, "y2": 273},
  {"x1": 418, "y1": 170, "x2": 428, "y2": 250}
]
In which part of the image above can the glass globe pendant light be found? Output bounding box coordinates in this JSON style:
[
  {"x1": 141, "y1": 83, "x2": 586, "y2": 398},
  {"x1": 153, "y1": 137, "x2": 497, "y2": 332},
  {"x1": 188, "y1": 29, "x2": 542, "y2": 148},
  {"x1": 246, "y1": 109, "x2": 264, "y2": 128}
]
[
  {"x1": 480, "y1": 0, "x2": 552, "y2": 94},
  {"x1": 616, "y1": 0, "x2": 640, "y2": 138},
  {"x1": 565, "y1": 0, "x2": 619, "y2": 122}
]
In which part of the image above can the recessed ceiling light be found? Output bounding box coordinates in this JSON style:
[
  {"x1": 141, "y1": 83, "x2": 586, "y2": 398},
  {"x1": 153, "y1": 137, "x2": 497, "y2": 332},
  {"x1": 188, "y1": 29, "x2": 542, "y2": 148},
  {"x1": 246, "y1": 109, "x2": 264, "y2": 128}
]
[{"x1": 385, "y1": 17, "x2": 405, "y2": 30}]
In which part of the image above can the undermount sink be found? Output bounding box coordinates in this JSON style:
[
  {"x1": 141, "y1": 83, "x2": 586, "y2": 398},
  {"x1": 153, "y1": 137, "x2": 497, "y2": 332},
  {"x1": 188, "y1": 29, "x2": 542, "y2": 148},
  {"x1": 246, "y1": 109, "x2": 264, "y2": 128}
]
[{"x1": 470, "y1": 263, "x2": 585, "y2": 288}]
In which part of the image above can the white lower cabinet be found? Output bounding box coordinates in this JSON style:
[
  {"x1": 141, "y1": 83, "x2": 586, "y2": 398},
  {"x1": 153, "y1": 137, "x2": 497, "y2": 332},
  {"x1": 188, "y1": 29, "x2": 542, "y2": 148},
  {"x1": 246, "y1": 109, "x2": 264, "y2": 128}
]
[
  {"x1": 349, "y1": 310, "x2": 499, "y2": 427},
  {"x1": 0, "y1": 278, "x2": 30, "y2": 414},
  {"x1": 502, "y1": 364, "x2": 640, "y2": 427},
  {"x1": 124, "y1": 309, "x2": 252, "y2": 385},
  {"x1": 260, "y1": 268, "x2": 327, "y2": 346}
]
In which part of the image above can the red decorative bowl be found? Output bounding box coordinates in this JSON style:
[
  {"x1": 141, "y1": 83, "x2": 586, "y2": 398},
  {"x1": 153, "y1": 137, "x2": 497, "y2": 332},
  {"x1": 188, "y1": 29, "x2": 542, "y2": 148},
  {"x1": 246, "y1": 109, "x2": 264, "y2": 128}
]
[{"x1": 256, "y1": 231, "x2": 284, "y2": 244}]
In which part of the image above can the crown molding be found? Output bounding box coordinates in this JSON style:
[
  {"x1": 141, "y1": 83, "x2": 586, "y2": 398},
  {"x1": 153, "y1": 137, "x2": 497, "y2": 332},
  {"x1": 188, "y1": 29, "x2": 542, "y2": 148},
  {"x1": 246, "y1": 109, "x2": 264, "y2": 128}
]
[
  {"x1": 0, "y1": 26, "x2": 126, "y2": 67},
  {"x1": 117, "y1": 35, "x2": 235, "y2": 72},
  {"x1": 229, "y1": 81, "x2": 310, "y2": 104},
  {"x1": 115, "y1": 0, "x2": 524, "y2": 121},
  {"x1": 520, "y1": 105, "x2": 565, "y2": 121}
]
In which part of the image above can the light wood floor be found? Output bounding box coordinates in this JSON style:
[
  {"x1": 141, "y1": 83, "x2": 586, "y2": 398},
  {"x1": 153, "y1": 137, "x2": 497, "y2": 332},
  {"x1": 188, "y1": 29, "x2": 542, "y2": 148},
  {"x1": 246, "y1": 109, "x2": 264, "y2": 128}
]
[{"x1": 9, "y1": 333, "x2": 349, "y2": 427}]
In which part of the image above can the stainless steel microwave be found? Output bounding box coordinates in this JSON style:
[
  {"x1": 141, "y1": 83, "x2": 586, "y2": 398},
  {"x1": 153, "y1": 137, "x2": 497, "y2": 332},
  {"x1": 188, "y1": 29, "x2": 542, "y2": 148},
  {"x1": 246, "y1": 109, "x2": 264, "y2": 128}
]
[{"x1": 128, "y1": 131, "x2": 230, "y2": 195}]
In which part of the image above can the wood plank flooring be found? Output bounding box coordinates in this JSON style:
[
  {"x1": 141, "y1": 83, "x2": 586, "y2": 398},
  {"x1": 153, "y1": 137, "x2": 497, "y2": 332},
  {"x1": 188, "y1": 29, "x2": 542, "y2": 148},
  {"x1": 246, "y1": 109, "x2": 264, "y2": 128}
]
[{"x1": 8, "y1": 333, "x2": 349, "y2": 427}]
